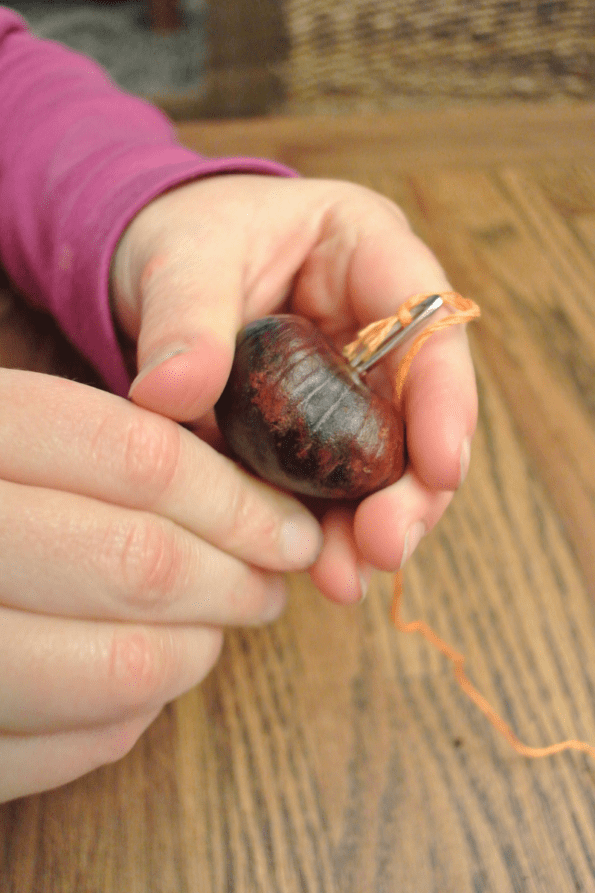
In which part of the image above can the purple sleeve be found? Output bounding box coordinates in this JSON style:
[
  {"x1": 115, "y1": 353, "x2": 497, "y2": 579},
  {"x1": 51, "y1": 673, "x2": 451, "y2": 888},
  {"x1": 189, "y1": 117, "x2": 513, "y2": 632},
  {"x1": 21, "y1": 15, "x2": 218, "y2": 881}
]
[{"x1": 0, "y1": 8, "x2": 296, "y2": 395}]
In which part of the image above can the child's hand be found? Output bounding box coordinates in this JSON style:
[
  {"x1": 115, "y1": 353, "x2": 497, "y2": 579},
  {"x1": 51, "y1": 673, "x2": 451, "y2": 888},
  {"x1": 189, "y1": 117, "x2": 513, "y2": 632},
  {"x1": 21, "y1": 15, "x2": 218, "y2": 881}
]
[
  {"x1": 0, "y1": 368, "x2": 322, "y2": 801},
  {"x1": 112, "y1": 175, "x2": 477, "y2": 603}
]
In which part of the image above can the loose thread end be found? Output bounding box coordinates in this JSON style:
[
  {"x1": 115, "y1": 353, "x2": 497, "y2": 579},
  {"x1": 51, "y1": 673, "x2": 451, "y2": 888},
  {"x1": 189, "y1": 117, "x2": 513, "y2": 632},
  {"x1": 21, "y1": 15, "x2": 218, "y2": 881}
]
[
  {"x1": 391, "y1": 573, "x2": 595, "y2": 763},
  {"x1": 384, "y1": 293, "x2": 594, "y2": 762}
]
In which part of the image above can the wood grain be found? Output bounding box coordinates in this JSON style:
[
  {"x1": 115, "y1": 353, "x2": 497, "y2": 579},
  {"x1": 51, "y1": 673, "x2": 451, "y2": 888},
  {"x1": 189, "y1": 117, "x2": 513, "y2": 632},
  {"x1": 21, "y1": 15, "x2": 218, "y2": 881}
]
[
  {"x1": 176, "y1": 102, "x2": 595, "y2": 171},
  {"x1": 3, "y1": 103, "x2": 595, "y2": 892},
  {"x1": 400, "y1": 163, "x2": 595, "y2": 599}
]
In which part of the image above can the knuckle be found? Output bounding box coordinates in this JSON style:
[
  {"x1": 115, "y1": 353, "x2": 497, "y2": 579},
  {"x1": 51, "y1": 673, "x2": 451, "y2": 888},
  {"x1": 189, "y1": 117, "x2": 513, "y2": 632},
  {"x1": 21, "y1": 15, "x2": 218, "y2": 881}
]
[
  {"x1": 121, "y1": 413, "x2": 181, "y2": 501},
  {"x1": 221, "y1": 475, "x2": 276, "y2": 553},
  {"x1": 106, "y1": 627, "x2": 223, "y2": 717},
  {"x1": 107, "y1": 627, "x2": 176, "y2": 711},
  {"x1": 119, "y1": 517, "x2": 188, "y2": 611},
  {"x1": 224, "y1": 477, "x2": 253, "y2": 541}
]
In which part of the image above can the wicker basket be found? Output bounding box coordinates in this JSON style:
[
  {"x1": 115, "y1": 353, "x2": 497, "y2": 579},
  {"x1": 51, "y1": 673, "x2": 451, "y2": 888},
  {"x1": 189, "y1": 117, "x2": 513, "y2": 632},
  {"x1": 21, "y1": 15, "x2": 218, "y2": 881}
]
[{"x1": 284, "y1": 0, "x2": 595, "y2": 113}]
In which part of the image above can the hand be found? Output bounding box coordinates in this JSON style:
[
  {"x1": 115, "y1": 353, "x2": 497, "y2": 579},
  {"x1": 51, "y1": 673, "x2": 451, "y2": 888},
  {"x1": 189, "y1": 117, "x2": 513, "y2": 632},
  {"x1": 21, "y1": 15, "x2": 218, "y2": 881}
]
[
  {"x1": 0, "y1": 368, "x2": 322, "y2": 801},
  {"x1": 112, "y1": 175, "x2": 477, "y2": 603}
]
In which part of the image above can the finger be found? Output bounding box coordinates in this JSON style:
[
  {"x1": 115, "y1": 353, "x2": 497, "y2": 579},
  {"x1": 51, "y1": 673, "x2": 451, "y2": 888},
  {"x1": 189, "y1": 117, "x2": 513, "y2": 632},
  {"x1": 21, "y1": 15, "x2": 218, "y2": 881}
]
[
  {"x1": 308, "y1": 506, "x2": 372, "y2": 605},
  {"x1": 113, "y1": 182, "x2": 247, "y2": 421},
  {"x1": 291, "y1": 182, "x2": 451, "y2": 335},
  {"x1": 290, "y1": 184, "x2": 478, "y2": 490},
  {"x1": 385, "y1": 317, "x2": 477, "y2": 492},
  {"x1": 0, "y1": 370, "x2": 322, "y2": 573},
  {"x1": 0, "y1": 607, "x2": 223, "y2": 733},
  {"x1": 0, "y1": 479, "x2": 288, "y2": 625},
  {"x1": 0, "y1": 710, "x2": 160, "y2": 802},
  {"x1": 354, "y1": 471, "x2": 454, "y2": 571},
  {"x1": 116, "y1": 176, "x2": 337, "y2": 421}
]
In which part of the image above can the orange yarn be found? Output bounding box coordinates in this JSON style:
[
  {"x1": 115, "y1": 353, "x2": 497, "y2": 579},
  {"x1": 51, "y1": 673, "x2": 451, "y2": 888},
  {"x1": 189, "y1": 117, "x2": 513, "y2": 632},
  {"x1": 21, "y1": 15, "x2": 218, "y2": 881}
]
[
  {"x1": 354, "y1": 292, "x2": 595, "y2": 762},
  {"x1": 344, "y1": 291, "x2": 481, "y2": 402},
  {"x1": 391, "y1": 573, "x2": 595, "y2": 761},
  {"x1": 393, "y1": 291, "x2": 481, "y2": 402}
]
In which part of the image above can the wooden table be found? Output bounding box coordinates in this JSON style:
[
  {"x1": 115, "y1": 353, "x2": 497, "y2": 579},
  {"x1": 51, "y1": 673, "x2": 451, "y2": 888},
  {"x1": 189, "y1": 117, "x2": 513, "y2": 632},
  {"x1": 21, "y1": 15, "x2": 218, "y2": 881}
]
[{"x1": 3, "y1": 102, "x2": 595, "y2": 892}]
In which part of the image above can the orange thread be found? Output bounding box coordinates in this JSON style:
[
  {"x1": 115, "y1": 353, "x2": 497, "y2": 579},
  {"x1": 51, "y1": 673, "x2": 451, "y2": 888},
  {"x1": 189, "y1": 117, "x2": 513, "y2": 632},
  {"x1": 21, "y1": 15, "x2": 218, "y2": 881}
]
[
  {"x1": 394, "y1": 292, "x2": 480, "y2": 402},
  {"x1": 391, "y1": 573, "x2": 595, "y2": 761},
  {"x1": 351, "y1": 292, "x2": 595, "y2": 762},
  {"x1": 343, "y1": 291, "x2": 481, "y2": 403}
]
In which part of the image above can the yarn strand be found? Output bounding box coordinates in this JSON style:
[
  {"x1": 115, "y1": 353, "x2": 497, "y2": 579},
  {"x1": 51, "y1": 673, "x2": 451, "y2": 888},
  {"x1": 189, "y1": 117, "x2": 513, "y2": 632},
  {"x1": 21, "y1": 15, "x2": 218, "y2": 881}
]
[
  {"x1": 351, "y1": 292, "x2": 595, "y2": 762},
  {"x1": 391, "y1": 573, "x2": 595, "y2": 761},
  {"x1": 344, "y1": 290, "x2": 481, "y2": 402}
]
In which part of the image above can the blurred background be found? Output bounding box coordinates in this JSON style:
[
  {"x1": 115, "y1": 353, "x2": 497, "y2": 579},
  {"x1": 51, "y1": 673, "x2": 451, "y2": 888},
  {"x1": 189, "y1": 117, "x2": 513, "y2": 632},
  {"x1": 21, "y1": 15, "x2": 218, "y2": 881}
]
[{"x1": 7, "y1": 0, "x2": 595, "y2": 119}]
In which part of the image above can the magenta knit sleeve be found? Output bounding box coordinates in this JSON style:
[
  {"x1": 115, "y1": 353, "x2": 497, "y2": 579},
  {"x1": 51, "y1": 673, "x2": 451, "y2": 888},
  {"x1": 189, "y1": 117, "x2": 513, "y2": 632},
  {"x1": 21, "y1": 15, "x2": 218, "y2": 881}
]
[{"x1": 0, "y1": 8, "x2": 295, "y2": 395}]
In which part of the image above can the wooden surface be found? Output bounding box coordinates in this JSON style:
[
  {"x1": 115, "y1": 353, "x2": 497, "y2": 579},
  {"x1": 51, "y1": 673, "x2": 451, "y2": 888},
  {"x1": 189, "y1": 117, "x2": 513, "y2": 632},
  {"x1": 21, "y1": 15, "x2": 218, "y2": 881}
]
[{"x1": 3, "y1": 102, "x2": 595, "y2": 892}]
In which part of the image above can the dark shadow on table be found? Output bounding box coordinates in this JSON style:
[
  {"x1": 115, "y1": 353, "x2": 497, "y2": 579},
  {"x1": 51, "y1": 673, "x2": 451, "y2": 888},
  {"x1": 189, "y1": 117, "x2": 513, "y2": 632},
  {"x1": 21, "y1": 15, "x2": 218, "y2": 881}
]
[{"x1": 0, "y1": 267, "x2": 107, "y2": 387}]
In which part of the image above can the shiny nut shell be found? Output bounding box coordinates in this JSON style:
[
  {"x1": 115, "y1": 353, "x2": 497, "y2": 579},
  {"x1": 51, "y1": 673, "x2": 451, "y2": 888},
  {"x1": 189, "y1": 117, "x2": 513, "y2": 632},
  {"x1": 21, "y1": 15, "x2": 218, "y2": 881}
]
[{"x1": 215, "y1": 315, "x2": 405, "y2": 499}]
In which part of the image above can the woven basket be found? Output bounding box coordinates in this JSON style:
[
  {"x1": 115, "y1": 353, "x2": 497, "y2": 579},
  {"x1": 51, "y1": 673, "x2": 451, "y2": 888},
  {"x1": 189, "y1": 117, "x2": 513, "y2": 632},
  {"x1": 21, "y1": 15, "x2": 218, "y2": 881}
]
[{"x1": 284, "y1": 0, "x2": 595, "y2": 113}]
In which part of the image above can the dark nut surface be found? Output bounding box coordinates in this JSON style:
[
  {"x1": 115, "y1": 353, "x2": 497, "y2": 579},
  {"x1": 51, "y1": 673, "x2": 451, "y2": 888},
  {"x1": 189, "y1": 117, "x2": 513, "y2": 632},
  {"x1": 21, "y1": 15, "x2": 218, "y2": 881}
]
[{"x1": 215, "y1": 315, "x2": 405, "y2": 499}]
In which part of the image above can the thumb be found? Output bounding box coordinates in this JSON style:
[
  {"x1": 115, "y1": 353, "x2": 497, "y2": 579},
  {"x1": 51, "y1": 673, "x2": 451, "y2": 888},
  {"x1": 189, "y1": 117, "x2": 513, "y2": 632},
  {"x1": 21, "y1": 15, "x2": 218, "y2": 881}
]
[{"x1": 127, "y1": 250, "x2": 242, "y2": 422}]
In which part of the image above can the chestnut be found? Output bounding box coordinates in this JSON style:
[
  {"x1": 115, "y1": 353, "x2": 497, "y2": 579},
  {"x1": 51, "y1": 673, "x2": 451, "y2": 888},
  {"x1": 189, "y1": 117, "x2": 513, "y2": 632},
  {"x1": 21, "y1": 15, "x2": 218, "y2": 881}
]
[{"x1": 214, "y1": 314, "x2": 407, "y2": 499}]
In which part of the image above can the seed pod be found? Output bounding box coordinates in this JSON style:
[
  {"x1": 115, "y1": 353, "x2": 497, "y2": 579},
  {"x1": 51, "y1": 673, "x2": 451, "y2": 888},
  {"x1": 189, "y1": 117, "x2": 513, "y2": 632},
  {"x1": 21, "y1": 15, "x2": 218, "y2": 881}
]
[{"x1": 215, "y1": 314, "x2": 405, "y2": 499}]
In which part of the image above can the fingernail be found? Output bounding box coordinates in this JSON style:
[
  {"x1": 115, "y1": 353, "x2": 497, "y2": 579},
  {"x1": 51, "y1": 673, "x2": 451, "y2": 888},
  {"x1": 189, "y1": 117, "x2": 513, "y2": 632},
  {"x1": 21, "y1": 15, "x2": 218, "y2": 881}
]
[
  {"x1": 128, "y1": 344, "x2": 191, "y2": 396},
  {"x1": 459, "y1": 436, "x2": 471, "y2": 487},
  {"x1": 400, "y1": 520, "x2": 426, "y2": 568},
  {"x1": 280, "y1": 517, "x2": 323, "y2": 567},
  {"x1": 357, "y1": 562, "x2": 374, "y2": 602}
]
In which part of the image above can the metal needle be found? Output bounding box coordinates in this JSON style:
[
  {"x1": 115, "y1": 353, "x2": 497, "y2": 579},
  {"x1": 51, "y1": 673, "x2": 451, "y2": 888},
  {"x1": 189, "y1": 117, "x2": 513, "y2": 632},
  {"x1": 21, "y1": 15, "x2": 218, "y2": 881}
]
[{"x1": 348, "y1": 293, "x2": 444, "y2": 373}]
